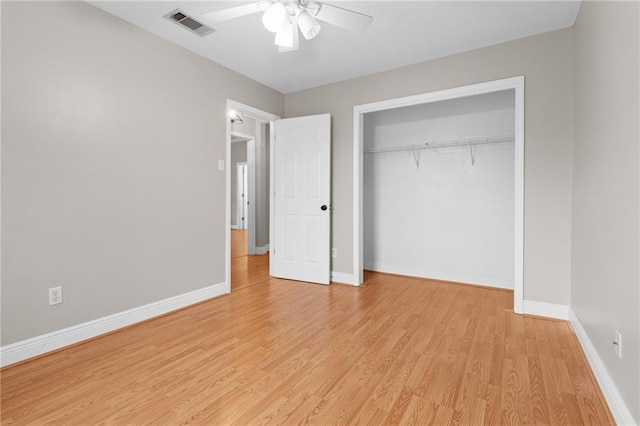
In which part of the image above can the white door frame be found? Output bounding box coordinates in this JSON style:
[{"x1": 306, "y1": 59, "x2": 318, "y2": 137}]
[
  {"x1": 236, "y1": 162, "x2": 248, "y2": 230},
  {"x1": 353, "y1": 76, "x2": 525, "y2": 314},
  {"x1": 226, "y1": 100, "x2": 280, "y2": 293}
]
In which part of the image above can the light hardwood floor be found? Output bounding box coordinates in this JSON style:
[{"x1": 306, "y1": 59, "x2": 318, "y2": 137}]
[
  {"x1": 1, "y1": 231, "x2": 613, "y2": 424},
  {"x1": 231, "y1": 229, "x2": 270, "y2": 292}
]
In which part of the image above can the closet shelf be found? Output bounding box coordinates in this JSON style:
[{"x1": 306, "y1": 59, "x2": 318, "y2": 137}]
[{"x1": 363, "y1": 135, "x2": 515, "y2": 155}]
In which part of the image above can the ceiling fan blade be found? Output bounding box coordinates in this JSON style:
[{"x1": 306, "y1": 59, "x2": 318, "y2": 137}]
[
  {"x1": 315, "y1": 3, "x2": 373, "y2": 33},
  {"x1": 202, "y1": 2, "x2": 262, "y2": 23}
]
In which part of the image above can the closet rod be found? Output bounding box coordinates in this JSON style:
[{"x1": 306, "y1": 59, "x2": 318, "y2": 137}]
[{"x1": 364, "y1": 134, "x2": 514, "y2": 155}]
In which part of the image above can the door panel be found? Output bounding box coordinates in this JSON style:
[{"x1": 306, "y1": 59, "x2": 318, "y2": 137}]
[{"x1": 272, "y1": 114, "x2": 331, "y2": 284}]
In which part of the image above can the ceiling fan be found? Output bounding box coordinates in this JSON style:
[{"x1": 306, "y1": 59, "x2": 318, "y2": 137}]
[{"x1": 202, "y1": 1, "x2": 373, "y2": 52}]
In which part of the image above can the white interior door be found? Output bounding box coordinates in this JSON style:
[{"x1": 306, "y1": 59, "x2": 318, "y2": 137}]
[{"x1": 272, "y1": 114, "x2": 331, "y2": 284}]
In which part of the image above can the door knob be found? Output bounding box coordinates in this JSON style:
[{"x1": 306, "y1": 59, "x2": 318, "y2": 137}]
[{"x1": 321, "y1": 205, "x2": 328, "y2": 211}]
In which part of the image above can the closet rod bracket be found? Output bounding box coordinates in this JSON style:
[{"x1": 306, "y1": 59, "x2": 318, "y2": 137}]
[{"x1": 411, "y1": 148, "x2": 421, "y2": 167}]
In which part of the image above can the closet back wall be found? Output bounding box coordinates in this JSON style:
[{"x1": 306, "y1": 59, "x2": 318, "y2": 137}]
[{"x1": 363, "y1": 90, "x2": 515, "y2": 288}]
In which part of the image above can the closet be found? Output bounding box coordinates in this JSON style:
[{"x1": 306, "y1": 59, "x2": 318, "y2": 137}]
[{"x1": 363, "y1": 90, "x2": 515, "y2": 289}]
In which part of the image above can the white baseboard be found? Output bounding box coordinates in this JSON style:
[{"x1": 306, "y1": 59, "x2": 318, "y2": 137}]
[
  {"x1": 522, "y1": 300, "x2": 569, "y2": 320},
  {"x1": 363, "y1": 261, "x2": 512, "y2": 290},
  {"x1": 0, "y1": 282, "x2": 227, "y2": 368},
  {"x1": 256, "y1": 244, "x2": 269, "y2": 255},
  {"x1": 331, "y1": 271, "x2": 357, "y2": 285},
  {"x1": 569, "y1": 309, "x2": 636, "y2": 426},
  {"x1": 231, "y1": 225, "x2": 239, "y2": 230}
]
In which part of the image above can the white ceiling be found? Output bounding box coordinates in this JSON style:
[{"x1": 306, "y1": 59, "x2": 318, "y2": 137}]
[{"x1": 89, "y1": 1, "x2": 581, "y2": 94}]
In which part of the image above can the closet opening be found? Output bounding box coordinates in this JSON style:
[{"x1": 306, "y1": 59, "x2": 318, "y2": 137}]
[{"x1": 353, "y1": 77, "x2": 524, "y2": 313}]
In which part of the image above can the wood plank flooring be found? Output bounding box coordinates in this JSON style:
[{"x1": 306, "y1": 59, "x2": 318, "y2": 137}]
[
  {"x1": 231, "y1": 229, "x2": 248, "y2": 260},
  {"x1": 1, "y1": 233, "x2": 613, "y2": 424},
  {"x1": 231, "y1": 230, "x2": 270, "y2": 292}
]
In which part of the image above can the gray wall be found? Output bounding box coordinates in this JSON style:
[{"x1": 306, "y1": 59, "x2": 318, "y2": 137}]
[
  {"x1": 572, "y1": 1, "x2": 639, "y2": 422},
  {"x1": 1, "y1": 1, "x2": 284, "y2": 345},
  {"x1": 286, "y1": 28, "x2": 574, "y2": 305}
]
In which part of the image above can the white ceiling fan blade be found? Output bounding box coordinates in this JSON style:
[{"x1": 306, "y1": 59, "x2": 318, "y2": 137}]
[
  {"x1": 315, "y1": 3, "x2": 373, "y2": 33},
  {"x1": 202, "y1": 2, "x2": 262, "y2": 24}
]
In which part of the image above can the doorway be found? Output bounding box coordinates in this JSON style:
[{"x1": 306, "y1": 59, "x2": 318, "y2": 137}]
[
  {"x1": 226, "y1": 103, "x2": 333, "y2": 290},
  {"x1": 353, "y1": 76, "x2": 525, "y2": 313},
  {"x1": 225, "y1": 100, "x2": 280, "y2": 293},
  {"x1": 230, "y1": 133, "x2": 251, "y2": 262}
]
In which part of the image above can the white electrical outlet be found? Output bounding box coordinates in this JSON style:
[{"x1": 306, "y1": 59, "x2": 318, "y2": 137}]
[
  {"x1": 331, "y1": 248, "x2": 337, "y2": 258},
  {"x1": 49, "y1": 286, "x2": 63, "y2": 306},
  {"x1": 614, "y1": 329, "x2": 622, "y2": 359}
]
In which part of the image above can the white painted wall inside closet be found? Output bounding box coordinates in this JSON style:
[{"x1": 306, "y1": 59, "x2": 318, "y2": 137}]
[{"x1": 363, "y1": 90, "x2": 515, "y2": 289}]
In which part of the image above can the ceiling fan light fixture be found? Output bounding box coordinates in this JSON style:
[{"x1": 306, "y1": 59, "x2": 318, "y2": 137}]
[
  {"x1": 201, "y1": 0, "x2": 373, "y2": 53},
  {"x1": 297, "y1": 10, "x2": 321, "y2": 40},
  {"x1": 274, "y1": 21, "x2": 295, "y2": 47},
  {"x1": 262, "y1": 1, "x2": 287, "y2": 33},
  {"x1": 229, "y1": 110, "x2": 244, "y2": 124}
]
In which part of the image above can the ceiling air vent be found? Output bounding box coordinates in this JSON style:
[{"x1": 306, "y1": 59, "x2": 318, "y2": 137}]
[{"x1": 164, "y1": 9, "x2": 214, "y2": 37}]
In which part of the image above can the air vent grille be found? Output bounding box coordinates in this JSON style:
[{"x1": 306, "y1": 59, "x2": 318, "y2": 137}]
[
  {"x1": 164, "y1": 9, "x2": 214, "y2": 37},
  {"x1": 171, "y1": 12, "x2": 187, "y2": 22}
]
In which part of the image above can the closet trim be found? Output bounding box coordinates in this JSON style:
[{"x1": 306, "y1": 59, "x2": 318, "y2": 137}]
[{"x1": 352, "y1": 76, "x2": 525, "y2": 314}]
